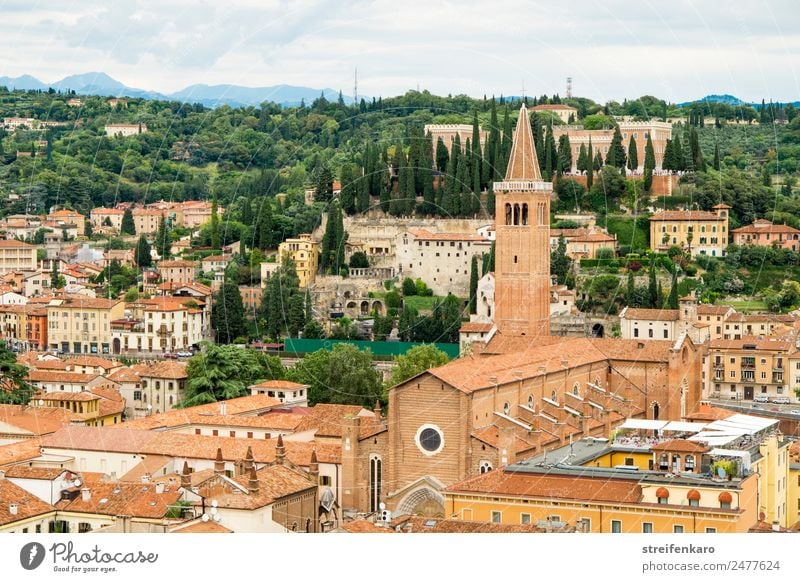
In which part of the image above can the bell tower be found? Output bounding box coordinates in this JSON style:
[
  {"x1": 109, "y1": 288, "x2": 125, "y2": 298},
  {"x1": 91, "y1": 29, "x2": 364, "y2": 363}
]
[{"x1": 493, "y1": 103, "x2": 552, "y2": 337}]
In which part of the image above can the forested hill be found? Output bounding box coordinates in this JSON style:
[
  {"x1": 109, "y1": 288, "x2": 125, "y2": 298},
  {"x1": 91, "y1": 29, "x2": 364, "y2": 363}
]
[{"x1": 1, "y1": 86, "x2": 799, "y2": 238}]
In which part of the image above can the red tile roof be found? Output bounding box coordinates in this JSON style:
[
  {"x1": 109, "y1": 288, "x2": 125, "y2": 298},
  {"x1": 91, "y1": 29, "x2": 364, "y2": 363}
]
[{"x1": 0, "y1": 479, "x2": 54, "y2": 526}]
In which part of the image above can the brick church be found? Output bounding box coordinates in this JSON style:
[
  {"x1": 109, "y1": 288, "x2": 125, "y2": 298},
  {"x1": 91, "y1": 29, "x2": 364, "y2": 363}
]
[{"x1": 341, "y1": 104, "x2": 704, "y2": 518}]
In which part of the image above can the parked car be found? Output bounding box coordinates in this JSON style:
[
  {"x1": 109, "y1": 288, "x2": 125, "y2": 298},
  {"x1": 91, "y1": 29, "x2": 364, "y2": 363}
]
[
  {"x1": 177, "y1": 351, "x2": 193, "y2": 358},
  {"x1": 770, "y1": 396, "x2": 790, "y2": 405},
  {"x1": 753, "y1": 395, "x2": 769, "y2": 403},
  {"x1": 788, "y1": 409, "x2": 800, "y2": 416},
  {"x1": 163, "y1": 352, "x2": 178, "y2": 359}
]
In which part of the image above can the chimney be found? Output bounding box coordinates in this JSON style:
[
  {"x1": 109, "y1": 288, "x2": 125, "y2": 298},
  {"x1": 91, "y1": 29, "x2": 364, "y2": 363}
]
[
  {"x1": 180, "y1": 461, "x2": 191, "y2": 489},
  {"x1": 248, "y1": 467, "x2": 259, "y2": 494},
  {"x1": 9, "y1": 503, "x2": 18, "y2": 516},
  {"x1": 141, "y1": 473, "x2": 151, "y2": 483},
  {"x1": 219, "y1": 401, "x2": 227, "y2": 416},
  {"x1": 81, "y1": 488, "x2": 91, "y2": 502},
  {"x1": 374, "y1": 399, "x2": 382, "y2": 417},
  {"x1": 498, "y1": 426, "x2": 517, "y2": 466},
  {"x1": 309, "y1": 449, "x2": 319, "y2": 482},
  {"x1": 244, "y1": 446, "x2": 255, "y2": 472},
  {"x1": 155, "y1": 482, "x2": 165, "y2": 494},
  {"x1": 214, "y1": 447, "x2": 225, "y2": 475},
  {"x1": 275, "y1": 435, "x2": 286, "y2": 466}
]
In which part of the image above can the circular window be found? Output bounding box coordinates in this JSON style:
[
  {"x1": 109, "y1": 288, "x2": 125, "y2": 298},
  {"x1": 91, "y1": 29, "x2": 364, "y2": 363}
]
[{"x1": 415, "y1": 424, "x2": 444, "y2": 455}]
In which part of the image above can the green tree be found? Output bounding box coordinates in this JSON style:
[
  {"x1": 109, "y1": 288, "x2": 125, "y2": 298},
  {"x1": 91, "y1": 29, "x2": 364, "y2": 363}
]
[
  {"x1": 626, "y1": 270, "x2": 635, "y2": 305},
  {"x1": 286, "y1": 343, "x2": 383, "y2": 406},
  {"x1": 134, "y1": 235, "x2": 152, "y2": 268},
  {"x1": 210, "y1": 193, "x2": 221, "y2": 250},
  {"x1": 556, "y1": 134, "x2": 572, "y2": 175},
  {"x1": 605, "y1": 125, "x2": 627, "y2": 169},
  {"x1": 314, "y1": 163, "x2": 334, "y2": 202},
  {"x1": 154, "y1": 215, "x2": 171, "y2": 259},
  {"x1": 85, "y1": 219, "x2": 93, "y2": 239},
  {"x1": 121, "y1": 208, "x2": 136, "y2": 235},
  {"x1": 339, "y1": 163, "x2": 359, "y2": 215},
  {"x1": 644, "y1": 135, "x2": 656, "y2": 191},
  {"x1": 550, "y1": 235, "x2": 571, "y2": 285},
  {"x1": 435, "y1": 136, "x2": 449, "y2": 173},
  {"x1": 387, "y1": 344, "x2": 450, "y2": 387},
  {"x1": 181, "y1": 344, "x2": 284, "y2": 407},
  {"x1": 0, "y1": 341, "x2": 34, "y2": 404},
  {"x1": 627, "y1": 135, "x2": 638, "y2": 172},
  {"x1": 50, "y1": 260, "x2": 60, "y2": 289},
  {"x1": 648, "y1": 261, "x2": 658, "y2": 308},
  {"x1": 667, "y1": 269, "x2": 679, "y2": 309},
  {"x1": 211, "y1": 264, "x2": 246, "y2": 343},
  {"x1": 349, "y1": 251, "x2": 369, "y2": 269},
  {"x1": 713, "y1": 143, "x2": 721, "y2": 171},
  {"x1": 468, "y1": 255, "x2": 479, "y2": 313}
]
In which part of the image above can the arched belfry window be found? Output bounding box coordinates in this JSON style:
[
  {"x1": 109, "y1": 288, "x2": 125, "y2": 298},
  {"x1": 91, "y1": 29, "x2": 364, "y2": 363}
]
[
  {"x1": 522, "y1": 204, "x2": 528, "y2": 225},
  {"x1": 513, "y1": 204, "x2": 520, "y2": 225},
  {"x1": 505, "y1": 203, "x2": 512, "y2": 225},
  {"x1": 537, "y1": 203, "x2": 544, "y2": 225}
]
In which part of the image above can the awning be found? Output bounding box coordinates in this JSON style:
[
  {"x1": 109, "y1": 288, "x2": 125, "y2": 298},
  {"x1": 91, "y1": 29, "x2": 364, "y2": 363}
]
[
  {"x1": 662, "y1": 421, "x2": 706, "y2": 433},
  {"x1": 705, "y1": 414, "x2": 777, "y2": 435},
  {"x1": 709, "y1": 448, "x2": 752, "y2": 470},
  {"x1": 618, "y1": 419, "x2": 668, "y2": 430}
]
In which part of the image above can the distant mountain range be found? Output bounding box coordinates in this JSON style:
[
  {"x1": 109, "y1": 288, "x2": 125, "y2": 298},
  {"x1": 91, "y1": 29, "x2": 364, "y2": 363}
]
[{"x1": 0, "y1": 72, "x2": 357, "y2": 108}]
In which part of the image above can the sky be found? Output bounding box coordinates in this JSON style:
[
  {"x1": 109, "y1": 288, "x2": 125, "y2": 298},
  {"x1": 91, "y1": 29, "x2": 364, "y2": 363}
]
[{"x1": 1, "y1": 0, "x2": 799, "y2": 103}]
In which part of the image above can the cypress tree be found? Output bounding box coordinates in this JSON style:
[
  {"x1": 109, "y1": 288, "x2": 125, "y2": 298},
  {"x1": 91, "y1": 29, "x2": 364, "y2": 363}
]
[
  {"x1": 627, "y1": 135, "x2": 638, "y2": 172},
  {"x1": 663, "y1": 139, "x2": 674, "y2": 172},
  {"x1": 469, "y1": 255, "x2": 479, "y2": 314},
  {"x1": 557, "y1": 134, "x2": 572, "y2": 175},
  {"x1": 644, "y1": 135, "x2": 656, "y2": 191},
  {"x1": 379, "y1": 162, "x2": 391, "y2": 213},
  {"x1": 713, "y1": 143, "x2": 721, "y2": 171},
  {"x1": 487, "y1": 97, "x2": 500, "y2": 180},
  {"x1": 576, "y1": 143, "x2": 588, "y2": 174},
  {"x1": 487, "y1": 241, "x2": 495, "y2": 273},
  {"x1": 626, "y1": 270, "x2": 635, "y2": 305},
  {"x1": 339, "y1": 164, "x2": 358, "y2": 214},
  {"x1": 586, "y1": 138, "x2": 594, "y2": 190},
  {"x1": 135, "y1": 235, "x2": 152, "y2": 268},
  {"x1": 210, "y1": 193, "x2": 221, "y2": 250},
  {"x1": 606, "y1": 126, "x2": 627, "y2": 169},
  {"x1": 154, "y1": 215, "x2": 170, "y2": 259},
  {"x1": 212, "y1": 265, "x2": 246, "y2": 343},
  {"x1": 543, "y1": 127, "x2": 556, "y2": 181},
  {"x1": 673, "y1": 135, "x2": 685, "y2": 171},
  {"x1": 486, "y1": 183, "x2": 495, "y2": 218},
  {"x1": 500, "y1": 107, "x2": 512, "y2": 178},
  {"x1": 121, "y1": 208, "x2": 135, "y2": 235},
  {"x1": 356, "y1": 167, "x2": 370, "y2": 214},
  {"x1": 50, "y1": 260, "x2": 60, "y2": 289},
  {"x1": 257, "y1": 198, "x2": 273, "y2": 250},
  {"x1": 647, "y1": 262, "x2": 658, "y2": 308},
  {"x1": 593, "y1": 151, "x2": 603, "y2": 171},
  {"x1": 240, "y1": 196, "x2": 253, "y2": 226},
  {"x1": 471, "y1": 112, "x2": 482, "y2": 186},
  {"x1": 435, "y1": 137, "x2": 449, "y2": 173},
  {"x1": 390, "y1": 144, "x2": 406, "y2": 216},
  {"x1": 422, "y1": 131, "x2": 436, "y2": 215},
  {"x1": 667, "y1": 270, "x2": 679, "y2": 309}
]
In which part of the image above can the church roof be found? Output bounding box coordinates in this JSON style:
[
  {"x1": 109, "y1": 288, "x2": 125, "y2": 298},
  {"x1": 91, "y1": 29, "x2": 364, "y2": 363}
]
[{"x1": 504, "y1": 103, "x2": 542, "y2": 181}]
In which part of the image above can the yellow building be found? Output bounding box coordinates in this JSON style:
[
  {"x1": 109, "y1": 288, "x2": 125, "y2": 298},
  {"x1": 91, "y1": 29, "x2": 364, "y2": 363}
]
[
  {"x1": 46, "y1": 295, "x2": 125, "y2": 356},
  {"x1": 444, "y1": 414, "x2": 791, "y2": 532},
  {"x1": 0, "y1": 239, "x2": 37, "y2": 274},
  {"x1": 34, "y1": 389, "x2": 124, "y2": 427},
  {"x1": 789, "y1": 442, "x2": 800, "y2": 526},
  {"x1": 649, "y1": 204, "x2": 730, "y2": 257},
  {"x1": 277, "y1": 234, "x2": 319, "y2": 288}
]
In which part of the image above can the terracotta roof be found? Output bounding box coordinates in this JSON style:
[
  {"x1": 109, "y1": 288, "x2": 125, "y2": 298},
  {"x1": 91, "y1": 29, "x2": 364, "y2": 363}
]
[
  {"x1": 0, "y1": 479, "x2": 54, "y2": 526},
  {"x1": 650, "y1": 211, "x2": 723, "y2": 221},
  {"x1": 91, "y1": 207, "x2": 125, "y2": 215},
  {"x1": 66, "y1": 356, "x2": 121, "y2": 370},
  {"x1": 0, "y1": 405, "x2": 79, "y2": 435},
  {"x1": 725, "y1": 313, "x2": 794, "y2": 323},
  {"x1": 55, "y1": 482, "x2": 181, "y2": 519},
  {"x1": 446, "y1": 468, "x2": 642, "y2": 503},
  {"x1": 591, "y1": 338, "x2": 677, "y2": 363},
  {"x1": 621, "y1": 308, "x2": 679, "y2": 322},
  {"x1": 505, "y1": 103, "x2": 542, "y2": 181},
  {"x1": 2, "y1": 466, "x2": 67, "y2": 480},
  {"x1": 292, "y1": 404, "x2": 371, "y2": 438},
  {"x1": 650, "y1": 439, "x2": 709, "y2": 453},
  {"x1": 158, "y1": 260, "x2": 198, "y2": 268},
  {"x1": 27, "y1": 370, "x2": 99, "y2": 384},
  {"x1": 201, "y1": 464, "x2": 315, "y2": 510},
  {"x1": 170, "y1": 519, "x2": 233, "y2": 533},
  {"x1": 684, "y1": 403, "x2": 735, "y2": 422},
  {"x1": 460, "y1": 322, "x2": 493, "y2": 333},
  {"x1": 250, "y1": 380, "x2": 308, "y2": 391},
  {"x1": 46, "y1": 296, "x2": 122, "y2": 309},
  {"x1": 340, "y1": 519, "x2": 394, "y2": 533},
  {"x1": 709, "y1": 337, "x2": 793, "y2": 351},
  {"x1": 107, "y1": 367, "x2": 142, "y2": 384},
  {"x1": 572, "y1": 232, "x2": 616, "y2": 243},
  {"x1": 0, "y1": 239, "x2": 34, "y2": 248},
  {"x1": 425, "y1": 337, "x2": 608, "y2": 394},
  {"x1": 697, "y1": 305, "x2": 733, "y2": 316},
  {"x1": 131, "y1": 361, "x2": 188, "y2": 380},
  {"x1": 395, "y1": 516, "x2": 565, "y2": 533},
  {"x1": 472, "y1": 426, "x2": 538, "y2": 454},
  {"x1": 42, "y1": 426, "x2": 157, "y2": 453},
  {"x1": 0, "y1": 438, "x2": 44, "y2": 466},
  {"x1": 733, "y1": 221, "x2": 800, "y2": 235},
  {"x1": 252, "y1": 411, "x2": 308, "y2": 431}
]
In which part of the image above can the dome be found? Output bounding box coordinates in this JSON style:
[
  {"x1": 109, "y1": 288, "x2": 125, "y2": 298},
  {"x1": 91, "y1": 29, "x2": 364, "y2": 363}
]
[{"x1": 655, "y1": 487, "x2": 670, "y2": 499}]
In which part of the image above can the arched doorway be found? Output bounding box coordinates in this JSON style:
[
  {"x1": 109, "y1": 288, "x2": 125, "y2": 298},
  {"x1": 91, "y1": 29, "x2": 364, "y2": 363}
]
[
  {"x1": 112, "y1": 338, "x2": 121, "y2": 354},
  {"x1": 396, "y1": 487, "x2": 445, "y2": 517},
  {"x1": 591, "y1": 323, "x2": 605, "y2": 338},
  {"x1": 653, "y1": 402, "x2": 660, "y2": 420},
  {"x1": 371, "y1": 301, "x2": 384, "y2": 316},
  {"x1": 360, "y1": 301, "x2": 369, "y2": 315}
]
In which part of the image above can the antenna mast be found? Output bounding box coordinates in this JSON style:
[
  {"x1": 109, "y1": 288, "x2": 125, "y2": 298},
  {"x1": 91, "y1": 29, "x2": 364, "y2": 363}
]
[
  {"x1": 353, "y1": 67, "x2": 358, "y2": 104},
  {"x1": 566, "y1": 76, "x2": 573, "y2": 99}
]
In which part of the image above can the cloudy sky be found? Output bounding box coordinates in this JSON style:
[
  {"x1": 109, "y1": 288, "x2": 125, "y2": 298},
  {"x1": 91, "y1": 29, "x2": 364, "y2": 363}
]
[{"x1": 1, "y1": 0, "x2": 798, "y2": 103}]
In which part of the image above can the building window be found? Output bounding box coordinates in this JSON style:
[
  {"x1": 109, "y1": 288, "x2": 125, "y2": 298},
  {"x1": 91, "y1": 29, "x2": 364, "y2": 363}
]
[
  {"x1": 673, "y1": 525, "x2": 684, "y2": 533},
  {"x1": 705, "y1": 527, "x2": 716, "y2": 533},
  {"x1": 133, "y1": 391, "x2": 141, "y2": 401},
  {"x1": 503, "y1": 402, "x2": 510, "y2": 415},
  {"x1": 688, "y1": 499, "x2": 699, "y2": 507},
  {"x1": 479, "y1": 460, "x2": 493, "y2": 474},
  {"x1": 369, "y1": 454, "x2": 382, "y2": 513},
  {"x1": 415, "y1": 424, "x2": 444, "y2": 455},
  {"x1": 611, "y1": 520, "x2": 621, "y2": 533},
  {"x1": 491, "y1": 511, "x2": 502, "y2": 524},
  {"x1": 78, "y1": 523, "x2": 92, "y2": 533},
  {"x1": 320, "y1": 475, "x2": 332, "y2": 486},
  {"x1": 520, "y1": 513, "x2": 531, "y2": 525},
  {"x1": 642, "y1": 522, "x2": 653, "y2": 533}
]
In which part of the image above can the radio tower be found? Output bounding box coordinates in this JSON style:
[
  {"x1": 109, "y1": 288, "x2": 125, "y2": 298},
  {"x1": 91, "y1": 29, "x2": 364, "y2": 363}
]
[
  {"x1": 353, "y1": 67, "x2": 358, "y2": 105},
  {"x1": 566, "y1": 76, "x2": 573, "y2": 99}
]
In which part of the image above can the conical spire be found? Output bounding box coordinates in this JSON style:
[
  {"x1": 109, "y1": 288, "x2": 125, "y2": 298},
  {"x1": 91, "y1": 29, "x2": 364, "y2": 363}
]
[
  {"x1": 214, "y1": 447, "x2": 224, "y2": 475},
  {"x1": 248, "y1": 467, "x2": 259, "y2": 493},
  {"x1": 504, "y1": 103, "x2": 542, "y2": 181},
  {"x1": 180, "y1": 461, "x2": 191, "y2": 488},
  {"x1": 276, "y1": 434, "x2": 286, "y2": 465}
]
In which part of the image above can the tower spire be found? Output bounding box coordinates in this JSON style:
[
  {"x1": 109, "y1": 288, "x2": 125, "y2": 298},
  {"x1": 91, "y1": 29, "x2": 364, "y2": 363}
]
[{"x1": 504, "y1": 103, "x2": 542, "y2": 181}]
